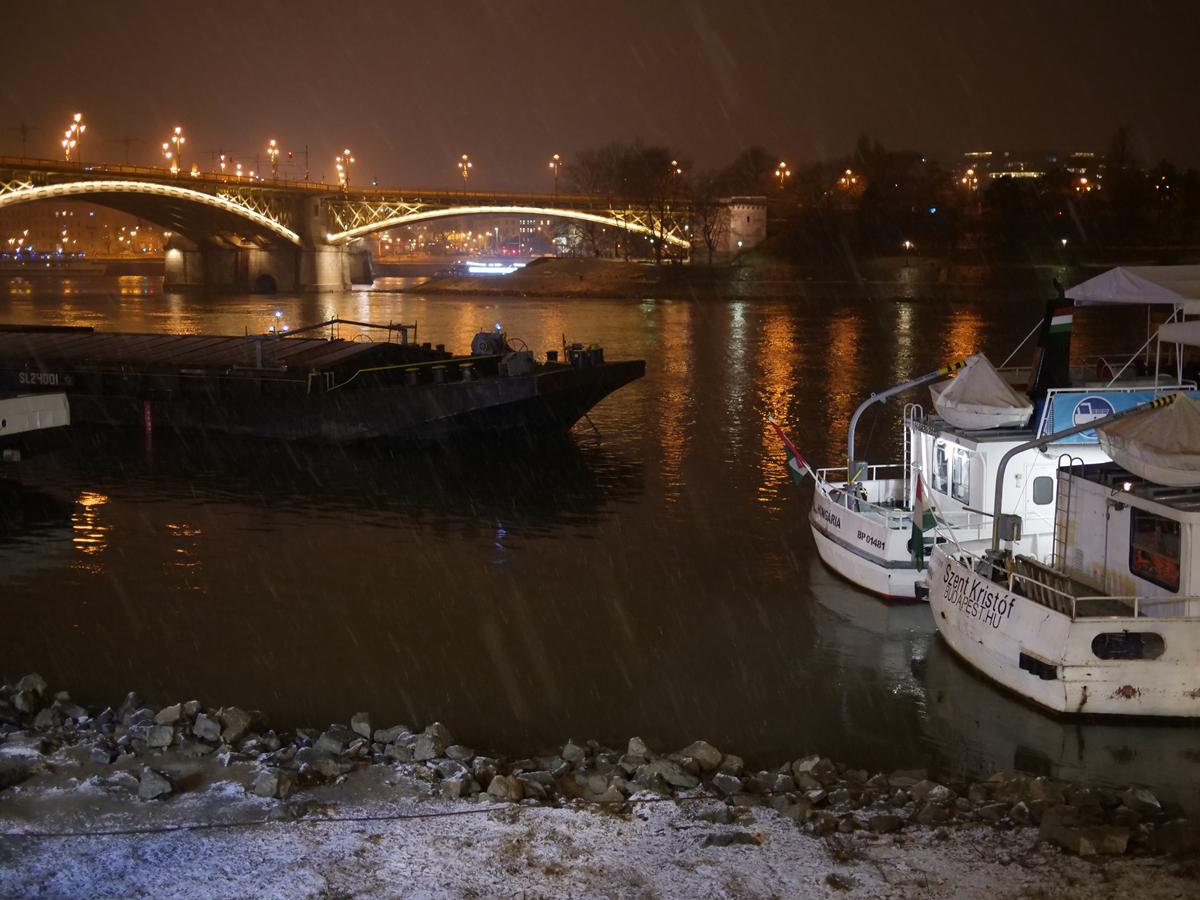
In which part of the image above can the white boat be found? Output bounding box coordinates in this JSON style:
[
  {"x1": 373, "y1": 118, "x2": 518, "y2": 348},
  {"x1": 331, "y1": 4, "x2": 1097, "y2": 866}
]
[
  {"x1": 792, "y1": 266, "x2": 1200, "y2": 601},
  {"x1": 927, "y1": 394, "x2": 1200, "y2": 717}
]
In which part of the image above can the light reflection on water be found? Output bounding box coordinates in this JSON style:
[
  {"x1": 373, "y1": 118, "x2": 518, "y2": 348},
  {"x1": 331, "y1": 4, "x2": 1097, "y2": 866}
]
[{"x1": 0, "y1": 273, "x2": 1195, "y2": 811}]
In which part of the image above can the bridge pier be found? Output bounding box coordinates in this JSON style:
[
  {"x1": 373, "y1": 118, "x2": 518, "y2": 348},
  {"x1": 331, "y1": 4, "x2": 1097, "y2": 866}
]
[
  {"x1": 164, "y1": 238, "x2": 306, "y2": 294},
  {"x1": 163, "y1": 237, "x2": 204, "y2": 291}
]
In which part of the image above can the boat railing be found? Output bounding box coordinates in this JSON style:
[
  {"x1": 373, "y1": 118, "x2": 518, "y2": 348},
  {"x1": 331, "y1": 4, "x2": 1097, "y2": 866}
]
[
  {"x1": 999, "y1": 554, "x2": 1199, "y2": 620},
  {"x1": 816, "y1": 462, "x2": 906, "y2": 484}
]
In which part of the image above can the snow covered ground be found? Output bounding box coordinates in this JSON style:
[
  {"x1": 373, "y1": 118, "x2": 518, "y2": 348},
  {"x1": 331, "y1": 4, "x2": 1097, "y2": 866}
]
[{"x1": 2, "y1": 768, "x2": 1198, "y2": 899}]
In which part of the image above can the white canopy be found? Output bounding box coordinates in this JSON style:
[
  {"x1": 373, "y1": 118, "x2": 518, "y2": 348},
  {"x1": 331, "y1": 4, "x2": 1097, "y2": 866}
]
[
  {"x1": 1066, "y1": 266, "x2": 1200, "y2": 314},
  {"x1": 1157, "y1": 320, "x2": 1200, "y2": 348},
  {"x1": 1098, "y1": 395, "x2": 1200, "y2": 487},
  {"x1": 930, "y1": 353, "x2": 1033, "y2": 430}
]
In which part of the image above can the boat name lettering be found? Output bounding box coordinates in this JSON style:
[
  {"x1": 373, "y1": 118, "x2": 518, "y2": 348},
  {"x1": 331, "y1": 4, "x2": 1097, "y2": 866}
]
[
  {"x1": 17, "y1": 371, "x2": 73, "y2": 387},
  {"x1": 941, "y1": 565, "x2": 1015, "y2": 629},
  {"x1": 817, "y1": 504, "x2": 841, "y2": 529},
  {"x1": 857, "y1": 529, "x2": 885, "y2": 550}
]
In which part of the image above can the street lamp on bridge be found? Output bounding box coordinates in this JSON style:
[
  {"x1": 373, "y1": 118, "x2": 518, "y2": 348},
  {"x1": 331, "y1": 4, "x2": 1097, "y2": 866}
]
[
  {"x1": 336, "y1": 148, "x2": 354, "y2": 191},
  {"x1": 549, "y1": 153, "x2": 562, "y2": 195},
  {"x1": 458, "y1": 154, "x2": 472, "y2": 189},
  {"x1": 162, "y1": 126, "x2": 185, "y2": 175},
  {"x1": 267, "y1": 139, "x2": 280, "y2": 179},
  {"x1": 61, "y1": 113, "x2": 85, "y2": 163}
]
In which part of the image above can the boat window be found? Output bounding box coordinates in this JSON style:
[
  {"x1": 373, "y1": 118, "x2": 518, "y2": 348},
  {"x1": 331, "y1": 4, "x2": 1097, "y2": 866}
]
[
  {"x1": 1129, "y1": 508, "x2": 1181, "y2": 592},
  {"x1": 1032, "y1": 476, "x2": 1054, "y2": 505},
  {"x1": 1091, "y1": 632, "x2": 1165, "y2": 660},
  {"x1": 951, "y1": 447, "x2": 970, "y2": 503},
  {"x1": 932, "y1": 441, "x2": 949, "y2": 494}
]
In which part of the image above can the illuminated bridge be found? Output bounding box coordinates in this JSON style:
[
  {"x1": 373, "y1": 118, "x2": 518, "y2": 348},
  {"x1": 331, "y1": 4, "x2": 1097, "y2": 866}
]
[{"x1": 0, "y1": 157, "x2": 722, "y2": 292}]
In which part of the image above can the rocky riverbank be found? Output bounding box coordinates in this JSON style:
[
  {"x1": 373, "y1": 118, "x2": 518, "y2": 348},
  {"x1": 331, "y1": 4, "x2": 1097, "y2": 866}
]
[{"x1": 3, "y1": 675, "x2": 1199, "y2": 898}]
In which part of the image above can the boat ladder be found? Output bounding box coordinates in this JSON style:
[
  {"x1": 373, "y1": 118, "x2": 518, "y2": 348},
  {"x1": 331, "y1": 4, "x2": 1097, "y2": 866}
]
[
  {"x1": 1051, "y1": 454, "x2": 1085, "y2": 567},
  {"x1": 902, "y1": 403, "x2": 924, "y2": 511}
]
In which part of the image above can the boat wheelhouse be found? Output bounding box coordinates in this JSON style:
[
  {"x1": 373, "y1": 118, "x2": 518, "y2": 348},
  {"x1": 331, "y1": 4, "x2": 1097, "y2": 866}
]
[{"x1": 927, "y1": 395, "x2": 1200, "y2": 717}]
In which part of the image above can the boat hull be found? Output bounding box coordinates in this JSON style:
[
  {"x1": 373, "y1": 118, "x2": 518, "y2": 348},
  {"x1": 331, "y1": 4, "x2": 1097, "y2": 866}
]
[
  {"x1": 809, "y1": 477, "x2": 922, "y2": 601},
  {"x1": 9, "y1": 361, "x2": 645, "y2": 445},
  {"x1": 929, "y1": 549, "x2": 1200, "y2": 717}
]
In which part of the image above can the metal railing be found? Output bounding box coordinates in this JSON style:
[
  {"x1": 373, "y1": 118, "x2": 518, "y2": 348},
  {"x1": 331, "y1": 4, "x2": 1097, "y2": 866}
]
[{"x1": 951, "y1": 550, "x2": 1199, "y2": 621}]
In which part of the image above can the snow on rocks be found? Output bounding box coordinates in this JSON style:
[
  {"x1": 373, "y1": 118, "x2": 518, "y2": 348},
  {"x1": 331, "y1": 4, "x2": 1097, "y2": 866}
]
[{"x1": 0, "y1": 673, "x2": 1194, "y2": 860}]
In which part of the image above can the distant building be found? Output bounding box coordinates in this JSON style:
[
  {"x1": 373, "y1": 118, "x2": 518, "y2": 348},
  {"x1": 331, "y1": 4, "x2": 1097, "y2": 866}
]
[{"x1": 718, "y1": 196, "x2": 767, "y2": 255}]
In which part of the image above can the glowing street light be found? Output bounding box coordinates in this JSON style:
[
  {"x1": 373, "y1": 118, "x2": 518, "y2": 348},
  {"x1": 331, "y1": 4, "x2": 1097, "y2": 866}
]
[
  {"x1": 838, "y1": 168, "x2": 859, "y2": 189},
  {"x1": 548, "y1": 153, "x2": 562, "y2": 194},
  {"x1": 163, "y1": 126, "x2": 185, "y2": 175},
  {"x1": 775, "y1": 161, "x2": 791, "y2": 189},
  {"x1": 61, "y1": 113, "x2": 85, "y2": 163},
  {"x1": 335, "y1": 148, "x2": 354, "y2": 191},
  {"x1": 458, "y1": 153, "x2": 472, "y2": 188},
  {"x1": 267, "y1": 139, "x2": 280, "y2": 179}
]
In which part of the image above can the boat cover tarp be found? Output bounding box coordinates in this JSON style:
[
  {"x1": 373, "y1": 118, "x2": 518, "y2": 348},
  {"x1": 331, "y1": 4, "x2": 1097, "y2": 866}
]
[
  {"x1": 1157, "y1": 320, "x2": 1200, "y2": 348},
  {"x1": 1098, "y1": 395, "x2": 1200, "y2": 487},
  {"x1": 1066, "y1": 266, "x2": 1200, "y2": 314},
  {"x1": 929, "y1": 353, "x2": 1033, "y2": 430}
]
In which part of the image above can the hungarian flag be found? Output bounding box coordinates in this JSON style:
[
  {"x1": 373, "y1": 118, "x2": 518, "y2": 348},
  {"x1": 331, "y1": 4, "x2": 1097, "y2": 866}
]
[
  {"x1": 767, "y1": 418, "x2": 813, "y2": 485},
  {"x1": 1048, "y1": 305, "x2": 1073, "y2": 335},
  {"x1": 910, "y1": 472, "x2": 937, "y2": 568}
]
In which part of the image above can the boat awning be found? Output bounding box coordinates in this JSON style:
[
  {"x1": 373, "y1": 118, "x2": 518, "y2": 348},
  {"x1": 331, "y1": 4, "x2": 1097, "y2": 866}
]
[
  {"x1": 1066, "y1": 266, "x2": 1200, "y2": 314},
  {"x1": 1158, "y1": 320, "x2": 1200, "y2": 348}
]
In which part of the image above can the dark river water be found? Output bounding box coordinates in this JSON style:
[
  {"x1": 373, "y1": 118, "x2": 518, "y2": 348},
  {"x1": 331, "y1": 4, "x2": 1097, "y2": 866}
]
[{"x1": 1, "y1": 270, "x2": 1196, "y2": 811}]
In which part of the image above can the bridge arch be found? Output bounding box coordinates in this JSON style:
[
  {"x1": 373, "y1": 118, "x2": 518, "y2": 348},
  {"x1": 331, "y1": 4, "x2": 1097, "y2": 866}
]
[
  {"x1": 0, "y1": 180, "x2": 301, "y2": 246},
  {"x1": 326, "y1": 205, "x2": 690, "y2": 249}
]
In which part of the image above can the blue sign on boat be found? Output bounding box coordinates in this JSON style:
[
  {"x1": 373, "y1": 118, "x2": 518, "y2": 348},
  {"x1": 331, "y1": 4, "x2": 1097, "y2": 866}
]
[{"x1": 1040, "y1": 389, "x2": 1200, "y2": 443}]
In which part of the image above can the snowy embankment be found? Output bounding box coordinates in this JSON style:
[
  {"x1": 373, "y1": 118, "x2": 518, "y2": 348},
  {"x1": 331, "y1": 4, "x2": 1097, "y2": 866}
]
[{"x1": 2, "y1": 674, "x2": 1198, "y2": 899}]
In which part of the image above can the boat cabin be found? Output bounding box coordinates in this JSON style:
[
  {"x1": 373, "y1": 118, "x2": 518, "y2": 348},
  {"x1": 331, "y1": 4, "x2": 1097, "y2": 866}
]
[{"x1": 1015, "y1": 462, "x2": 1200, "y2": 619}]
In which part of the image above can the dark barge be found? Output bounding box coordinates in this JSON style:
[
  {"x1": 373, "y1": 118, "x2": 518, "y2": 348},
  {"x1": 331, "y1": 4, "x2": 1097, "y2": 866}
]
[{"x1": 0, "y1": 320, "x2": 645, "y2": 443}]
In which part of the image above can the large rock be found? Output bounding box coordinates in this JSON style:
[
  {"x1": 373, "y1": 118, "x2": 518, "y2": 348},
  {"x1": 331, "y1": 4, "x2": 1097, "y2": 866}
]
[
  {"x1": 910, "y1": 780, "x2": 954, "y2": 804},
  {"x1": 253, "y1": 769, "x2": 294, "y2": 800},
  {"x1": 314, "y1": 728, "x2": 354, "y2": 756},
  {"x1": 373, "y1": 725, "x2": 409, "y2": 745},
  {"x1": 718, "y1": 754, "x2": 745, "y2": 777},
  {"x1": 137, "y1": 768, "x2": 173, "y2": 800},
  {"x1": 486, "y1": 775, "x2": 523, "y2": 802},
  {"x1": 677, "y1": 741, "x2": 722, "y2": 773},
  {"x1": 639, "y1": 759, "x2": 699, "y2": 790},
  {"x1": 155, "y1": 704, "x2": 183, "y2": 725},
  {"x1": 413, "y1": 734, "x2": 442, "y2": 762},
  {"x1": 711, "y1": 772, "x2": 744, "y2": 797},
  {"x1": 627, "y1": 736, "x2": 651, "y2": 759},
  {"x1": 13, "y1": 690, "x2": 39, "y2": 714},
  {"x1": 218, "y1": 707, "x2": 254, "y2": 744},
  {"x1": 1120, "y1": 787, "x2": 1162, "y2": 818},
  {"x1": 16, "y1": 674, "x2": 48, "y2": 697},
  {"x1": 424, "y1": 722, "x2": 455, "y2": 747},
  {"x1": 192, "y1": 713, "x2": 221, "y2": 742},
  {"x1": 414, "y1": 723, "x2": 454, "y2": 761},
  {"x1": 561, "y1": 741, "x2": 587, "y2": 764},
  {"x1": 350, "y1": 712, "x2": 372, "y2": 740},
  {"x1": 146, "y1": 725, "x2": 175, "y2": 749}
]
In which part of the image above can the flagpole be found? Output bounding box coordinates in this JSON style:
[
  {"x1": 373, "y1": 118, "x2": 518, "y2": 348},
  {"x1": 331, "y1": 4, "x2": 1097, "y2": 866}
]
[{"x1": 767, "y1": 417, "x2": 817, "y2": 479}]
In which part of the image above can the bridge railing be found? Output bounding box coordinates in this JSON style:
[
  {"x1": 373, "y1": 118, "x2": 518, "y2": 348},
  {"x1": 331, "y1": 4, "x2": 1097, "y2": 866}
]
[{"x1": 0, "y1": 156, "x2": 696, "y2": 217}]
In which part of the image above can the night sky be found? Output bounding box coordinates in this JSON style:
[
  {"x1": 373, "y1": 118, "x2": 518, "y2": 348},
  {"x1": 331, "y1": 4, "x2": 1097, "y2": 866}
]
[{"x1": 4, "y1": 0, "x2": 1197, "y2": 189}]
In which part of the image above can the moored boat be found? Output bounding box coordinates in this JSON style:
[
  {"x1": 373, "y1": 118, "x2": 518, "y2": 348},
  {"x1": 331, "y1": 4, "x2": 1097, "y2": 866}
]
[
  {"x1": 0, "y1": 320, "x2": 643, "y2": 444},
  {"x1": 927, "y1": 394, "x2": 1200, "y2": 717},
  {"x1": 780, "y1": 266, "x2": 1200, "y2": 601}
]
